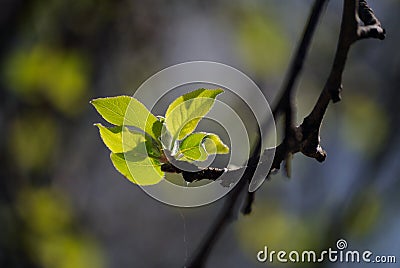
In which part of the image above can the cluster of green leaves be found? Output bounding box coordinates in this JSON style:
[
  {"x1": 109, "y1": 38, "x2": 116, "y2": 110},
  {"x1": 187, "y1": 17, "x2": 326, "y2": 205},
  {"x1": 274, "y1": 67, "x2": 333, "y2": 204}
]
[{"x1": 91, "y1": 88, "x2": 229, "y2": 186}]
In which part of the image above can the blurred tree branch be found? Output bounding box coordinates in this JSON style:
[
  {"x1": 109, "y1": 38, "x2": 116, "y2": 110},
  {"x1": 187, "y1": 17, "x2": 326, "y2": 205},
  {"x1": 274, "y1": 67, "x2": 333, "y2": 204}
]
[
  {"x1": 272, "y1": 0, "x2": 385, "y2": 177},
  {"x1": 187, "y1": 0, "x2": 328, "y2": 266},
  {"x1": 186, "y1": 0, "x2": 385, "y2": 267}
]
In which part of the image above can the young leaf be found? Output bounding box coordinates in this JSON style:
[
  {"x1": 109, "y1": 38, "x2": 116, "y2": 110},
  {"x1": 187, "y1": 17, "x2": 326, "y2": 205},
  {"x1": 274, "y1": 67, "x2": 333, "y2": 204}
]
[
  {"x1": 95, "y1": 124, "x2": 124, "y2": 152},
  {"x1": 110, "y1": 153, "x2": 164, "y2": 185},
  {"x1": 179, "y1": 132, "x2": 209, "y2": 161},
  {"x1": 165, "y1": 88, "x2": 223, "y2": 141},
  {"x1": 95, "y1": 123, "x2": 162, "y2": 159},
  {"x1": 203, "y1": 133, "x2": 229, "y2": 154},
  {"x1": 179, "y1": 132, "x2": 229, "y2": 162},
  {"x1": 90, "y1": 96, "x2": 162, "y2": 140},
  {"x1": 95, "y1": 124, "x2": 138, "y2": 152},
  {"x1": 110, "y1": 152, "x2": 136, "y2": 183}
]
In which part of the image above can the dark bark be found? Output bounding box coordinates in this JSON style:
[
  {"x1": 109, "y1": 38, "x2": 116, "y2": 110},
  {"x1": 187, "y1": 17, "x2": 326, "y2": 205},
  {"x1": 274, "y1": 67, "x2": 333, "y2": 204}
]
[{"x1": 185, "y1": 0, "x2": 385, "y2": 267}]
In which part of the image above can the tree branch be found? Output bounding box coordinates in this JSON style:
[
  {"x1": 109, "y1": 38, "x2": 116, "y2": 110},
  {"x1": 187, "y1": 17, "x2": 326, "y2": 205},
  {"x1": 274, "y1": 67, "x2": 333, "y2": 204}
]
[
  {"x1": 186, "y1": 0, "x2": 328, "y2": 267},
  {"x1": 244, "y1": 0, "x2": 329, "y2": 212},
  {"x1": 271, "y1": 0, "x2": 385, "y2": 174},
  {"x1": 185, "y1": 137, "x2": 262, "y2": 268},
  {"x1": 357, "y1": 0, "x2": 385, "y2": 40},
  {"x1": 185, "y1": 1, "x2": 385, "y2": 267}
]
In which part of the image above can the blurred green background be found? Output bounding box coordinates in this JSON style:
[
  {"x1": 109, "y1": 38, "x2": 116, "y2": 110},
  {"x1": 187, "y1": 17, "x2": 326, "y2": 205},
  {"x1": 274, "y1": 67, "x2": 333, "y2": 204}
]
[{"x1": 0, "y1": 0, "x2": 399, "y2": 267}]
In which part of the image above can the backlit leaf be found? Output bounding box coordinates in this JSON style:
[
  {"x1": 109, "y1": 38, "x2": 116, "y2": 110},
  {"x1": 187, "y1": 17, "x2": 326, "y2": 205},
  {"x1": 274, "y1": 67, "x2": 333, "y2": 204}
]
[
  {"x1": 179, "y1": 132, "x2": 208, "y2": 161},
  {"x1": 95, "y1": 123, "x2": 161, "y2": 158},
  {"x1": 110, "y1": 153, "x2": 164, "y2": 185},
  {"x1": 179, "y1": 132, "x2": 229, "y2": 162},
  {"x1": 165, "y1": 88, "x2": 223, "y2": 141},
  {"x1": 203, "y1": 133, "x2": 229, "y2": 154},
  {"x1": 110, "y1": 153, "x2": 136, "y2": 183},
  {"x1": 90, "y1": 96, "x2": 162, "y2": 140},
  {"x1": 93, "y1": 89, "x2": 226, "y2": 185}
]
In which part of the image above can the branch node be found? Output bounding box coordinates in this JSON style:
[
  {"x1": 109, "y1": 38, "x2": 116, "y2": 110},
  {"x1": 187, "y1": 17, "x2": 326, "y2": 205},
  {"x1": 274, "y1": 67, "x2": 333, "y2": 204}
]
[
  {"x1": 331, "y1": 84, "x2": 343, "y2": 103},
  {"x1": 357, "y1": 0, "x2": 386, "y2": 40},
  {"x1": 302, "y1": 145, "x2": 327, "y2": 162},
  {"x1": 357, "y1": 25, "x2": 386, "y2": 40}
]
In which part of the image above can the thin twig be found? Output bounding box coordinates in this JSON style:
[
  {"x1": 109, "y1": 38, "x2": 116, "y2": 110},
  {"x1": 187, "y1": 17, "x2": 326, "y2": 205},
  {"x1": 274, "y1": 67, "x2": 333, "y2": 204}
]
[
  {"x1": 185, "y1": 0, "x2": 385, "y2": 267},
  {"x1": 244, "y1": 0, "x2": 329, "y2": 213},
  {"x1": 272, "y1": 0, "x2": 385, "y2": 171},
  {"x1": 186, "y1": 0, "x2": 328, "y2": 267},
  {"x1": 185, "y1": 133, "x2": 262, "y2": 268}
]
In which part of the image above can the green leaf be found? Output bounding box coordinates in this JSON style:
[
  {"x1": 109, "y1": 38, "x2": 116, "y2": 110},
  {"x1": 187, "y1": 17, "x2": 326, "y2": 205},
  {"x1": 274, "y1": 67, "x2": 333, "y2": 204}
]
[
  {"x1": 203, "y1": 133, "x2": 229, "y2": 154},
  {"x1": 165, "y1": 88, "x2": 223, "y2": 141},
  {"x1": 179, "y1": 132, "x2": 209, "y2": 161},
  {"x1": 110, "y1": 152, "x2": 136, "y2": 183},
  {"x1": 95, "y1": 123, "x2": 161, "y2": 158},
  {"x1": 90, "y1": 96, "x2": 162, "y2": 140},
  {"x1": 179, "y1": 132, "x2": 229, "y2": 162},
  {"x1": 110, "y1": 153, "x2": 164, "y2": 185},
  {"x1": 96, "y1": 124, "x2": 124, "y2": 152}
]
